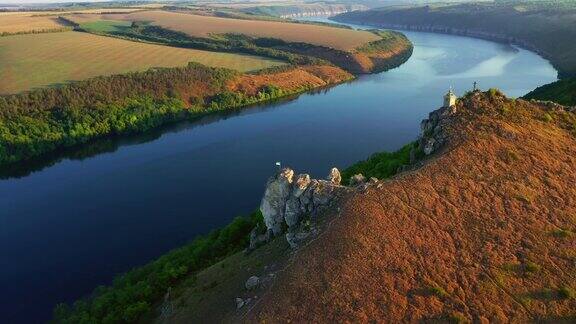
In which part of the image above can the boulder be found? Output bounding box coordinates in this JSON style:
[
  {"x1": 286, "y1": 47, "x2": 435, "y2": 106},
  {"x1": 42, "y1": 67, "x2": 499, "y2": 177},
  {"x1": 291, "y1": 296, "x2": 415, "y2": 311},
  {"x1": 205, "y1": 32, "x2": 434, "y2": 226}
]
[
  {"x1": 349, "y1": 174, "x2": 366, "y2": 186},
  {"x1": 258, "y1": 167, "x2": 349, "y2": 247},
  {"x1": 249, "y1": 227, "x2": 271, "y2": 250},
  {"x1": 245, "y1": 276, "x2": 260, "y2": 290},
  {"x1": 235, "y1": 297, "x2": 245, "y2": 309}
]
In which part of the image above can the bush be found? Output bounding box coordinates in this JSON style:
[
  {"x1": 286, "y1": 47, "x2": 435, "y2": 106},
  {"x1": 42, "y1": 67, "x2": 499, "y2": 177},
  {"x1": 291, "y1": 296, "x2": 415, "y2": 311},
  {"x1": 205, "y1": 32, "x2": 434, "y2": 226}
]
[
  {"x1": 524, "y1": 261, "x2": 541, "y2": 274},
  {"x1": 341, "y1": 142, "x2": 423, "y2": 185},
  {"x1": 558, "y1": 286, "x2": 575, "y2": 299}
]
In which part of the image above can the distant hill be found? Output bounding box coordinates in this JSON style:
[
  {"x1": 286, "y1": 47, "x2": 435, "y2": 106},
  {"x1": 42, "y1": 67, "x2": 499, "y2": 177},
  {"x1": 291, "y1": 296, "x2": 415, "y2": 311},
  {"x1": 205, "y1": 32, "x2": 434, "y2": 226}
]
[{"x1": 334, "y1": 1, "x2": 576, "y2": 79}]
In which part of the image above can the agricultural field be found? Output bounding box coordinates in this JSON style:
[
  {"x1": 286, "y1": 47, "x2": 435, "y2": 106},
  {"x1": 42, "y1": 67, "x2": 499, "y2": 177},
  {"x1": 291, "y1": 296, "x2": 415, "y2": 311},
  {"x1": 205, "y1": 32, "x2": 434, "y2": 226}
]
[
  {"x1": 0, "y1": 31, "x2": 285, "y2": 94},
  {"x1": 98, "y1": 10, "x2": 380, "y2": 50},
  {"x1": 0, "y1": 9, "x2": 143, "y2": 34},
  {"x1": 0, "y1": 15, "x2": 66, "y2": 34}
]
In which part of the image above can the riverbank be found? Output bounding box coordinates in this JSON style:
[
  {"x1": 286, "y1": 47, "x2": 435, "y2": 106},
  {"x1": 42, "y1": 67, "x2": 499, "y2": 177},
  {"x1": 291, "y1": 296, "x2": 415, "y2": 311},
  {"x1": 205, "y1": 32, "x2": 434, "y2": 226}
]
[
  {"x1": 333, "y1": 3, "x2": 576, "y2": 79},
  {"x1": 0, "y1": 33, "x2": 412, "y2": 168},
  {"x1": 0, "y1": 65, "x2": 352, "y2": 169}
]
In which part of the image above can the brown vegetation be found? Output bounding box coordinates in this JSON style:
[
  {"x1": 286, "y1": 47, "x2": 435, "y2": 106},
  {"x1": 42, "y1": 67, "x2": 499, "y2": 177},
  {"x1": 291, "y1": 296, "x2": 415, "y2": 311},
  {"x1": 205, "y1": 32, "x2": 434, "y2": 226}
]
[
  {"x1": 228, "y1": 65, "x2": 353, "y2": 95},
  {"x1": 248, "y1": 92, "x2": 576, "y2": 322}
]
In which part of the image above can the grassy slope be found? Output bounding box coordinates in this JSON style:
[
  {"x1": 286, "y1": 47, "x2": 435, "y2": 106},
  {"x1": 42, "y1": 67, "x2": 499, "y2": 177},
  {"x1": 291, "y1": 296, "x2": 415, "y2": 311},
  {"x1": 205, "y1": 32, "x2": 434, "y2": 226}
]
[
  {"x1": 0, "y1": 31, "x2": 284, "y2": 94},
  {"x1": 335, "y1": 1, "x2": 576, "y2": 78},
  {"x1": 525, "y1": 78, "x2": 576, "y2": 106},
  {"x1": 248, "y1": 91, "x2": 576, "y2": 322}
]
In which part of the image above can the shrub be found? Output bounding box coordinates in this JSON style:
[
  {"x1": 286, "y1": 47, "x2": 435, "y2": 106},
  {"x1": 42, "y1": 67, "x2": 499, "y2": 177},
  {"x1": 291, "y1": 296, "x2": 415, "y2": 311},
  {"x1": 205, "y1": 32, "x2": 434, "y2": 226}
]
[
  {"x1": 524, "y1": 261, "x2": 541, "y2": 274},
  {"x1": 428, "y1": 285, "x2": 448, "y2": 298},
  {"x1": 558, "y1": 286, "x2": 575, "y2": 299},
  {"x1": 551, "y1": 228, "x2": 574, "y2": 238},
  {"x1": 558, "y1": 286, "x2": 576, "y2": 299},
  {"x1": 341, "y1": 142, "x2": 422, "y2": 185},
  {"x1": 542, "y1": 113, "x2": 554, "y2": 122}
]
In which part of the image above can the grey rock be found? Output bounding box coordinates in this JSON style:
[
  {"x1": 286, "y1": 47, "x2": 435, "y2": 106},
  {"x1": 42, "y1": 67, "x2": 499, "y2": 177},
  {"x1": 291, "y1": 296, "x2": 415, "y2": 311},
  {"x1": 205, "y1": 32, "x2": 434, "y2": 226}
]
[
  {"x1": 245, "y1": 276, "x2": 260, "y2": 290},
  {"x1": 284, "y1": 174, "x2": 311, "y2": 228},
  {"x1": 349, "y1": 173, "x2": 366, "y2": 186},
  {"x1": 235, "y1": 297, "x2": 245, "y2": 309},
  {"x1": 249, "y1": 227, "x2": 271, "y2": 251},
  {"x1": 260, "y1": 168, "x2": 294, "y2": 235},
  {"x1": 286, "y1": 231, "x2": 311, "y2": 249},
  {"x1": 423, "y1": 138, "x2": 436, "y2": 155}
]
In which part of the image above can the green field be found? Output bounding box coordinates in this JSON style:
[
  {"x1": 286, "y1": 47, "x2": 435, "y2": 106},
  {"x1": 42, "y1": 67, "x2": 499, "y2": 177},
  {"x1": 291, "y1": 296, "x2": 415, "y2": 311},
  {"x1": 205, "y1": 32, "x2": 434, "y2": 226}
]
[
  {"x1": 0, "y1": 31, "x2": 285, "y2": 94},
  {"x1": 79, "y1": 19, "x2": 133, "y2": 33}
]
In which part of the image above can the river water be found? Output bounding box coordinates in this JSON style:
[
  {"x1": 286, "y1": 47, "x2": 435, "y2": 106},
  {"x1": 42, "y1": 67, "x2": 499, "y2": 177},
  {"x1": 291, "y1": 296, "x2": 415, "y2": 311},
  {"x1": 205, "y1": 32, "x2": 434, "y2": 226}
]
[{"x1": 0, "y1": 18, "x2": 557, "y2": 323}]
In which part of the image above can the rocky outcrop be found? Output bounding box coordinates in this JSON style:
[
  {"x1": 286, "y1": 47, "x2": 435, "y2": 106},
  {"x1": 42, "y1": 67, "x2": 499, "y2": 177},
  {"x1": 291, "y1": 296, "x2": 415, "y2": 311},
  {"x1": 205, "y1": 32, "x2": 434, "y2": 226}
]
[
  {"x1": 259, "y1": 167, "x2": 349, "y2": 239},
  {"x1": 260, "y1": 168, "x2": 294, "y2": 235},
  {"x1": 419, "y1": 101, "x2": 459, "y2": 155}
]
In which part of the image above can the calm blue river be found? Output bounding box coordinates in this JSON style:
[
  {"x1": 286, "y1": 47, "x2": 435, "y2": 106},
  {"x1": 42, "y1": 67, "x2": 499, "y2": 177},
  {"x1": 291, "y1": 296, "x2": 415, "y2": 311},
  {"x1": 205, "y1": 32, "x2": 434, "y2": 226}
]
[{"x1": 0, "y1": 19, "x2": 557, "y2": 323}]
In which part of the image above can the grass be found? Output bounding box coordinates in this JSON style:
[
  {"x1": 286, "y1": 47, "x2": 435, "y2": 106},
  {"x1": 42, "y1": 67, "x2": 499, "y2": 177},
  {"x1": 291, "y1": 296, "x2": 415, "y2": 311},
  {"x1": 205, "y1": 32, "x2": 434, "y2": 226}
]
[
  {"x1": 79, "y1": 20, "x2": 132, "y2": 33},
  {"x1": 525, "y1": 78, "x2": 576, "y2": 106},
  {"x1": 103, "y1": 10, "x2": 380, "y2": 50},
  {"x1": 0, "y1": 31, "x2": 285, "y2": 94},
  {"x1": 341, "y1": 142, "x2": 423, "y2": 185}
]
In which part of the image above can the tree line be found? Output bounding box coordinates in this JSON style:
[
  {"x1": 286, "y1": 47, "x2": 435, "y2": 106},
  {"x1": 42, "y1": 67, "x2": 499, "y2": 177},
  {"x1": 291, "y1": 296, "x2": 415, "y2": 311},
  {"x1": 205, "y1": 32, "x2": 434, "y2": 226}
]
[{"x1": 0, "y1": 63, "x2": 303, "y2": 167}]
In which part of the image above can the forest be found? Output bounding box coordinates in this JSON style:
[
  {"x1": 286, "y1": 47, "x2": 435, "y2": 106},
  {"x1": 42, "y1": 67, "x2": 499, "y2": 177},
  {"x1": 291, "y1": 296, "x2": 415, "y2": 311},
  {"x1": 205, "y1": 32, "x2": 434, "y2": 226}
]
[{"x1": 0, "y1": 63, "x2": 300, "y2": 167}]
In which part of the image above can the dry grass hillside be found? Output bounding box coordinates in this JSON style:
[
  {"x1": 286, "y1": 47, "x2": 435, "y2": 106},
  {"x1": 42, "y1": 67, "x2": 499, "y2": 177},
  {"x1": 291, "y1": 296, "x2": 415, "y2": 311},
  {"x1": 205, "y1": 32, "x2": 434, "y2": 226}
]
[{"x1": 248, "y1": 91, "x2": 576, "y2": 322}]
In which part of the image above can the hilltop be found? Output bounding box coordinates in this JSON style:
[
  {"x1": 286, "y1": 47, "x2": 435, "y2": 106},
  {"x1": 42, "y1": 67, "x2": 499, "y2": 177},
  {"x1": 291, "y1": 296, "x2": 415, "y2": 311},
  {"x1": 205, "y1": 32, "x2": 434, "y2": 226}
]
[
  {"x1": 154, "y1": 90, "x2": 576, "y2": 323},
  {"x1": 245, "y1": 90, "x2": 576, "y2": 322}
]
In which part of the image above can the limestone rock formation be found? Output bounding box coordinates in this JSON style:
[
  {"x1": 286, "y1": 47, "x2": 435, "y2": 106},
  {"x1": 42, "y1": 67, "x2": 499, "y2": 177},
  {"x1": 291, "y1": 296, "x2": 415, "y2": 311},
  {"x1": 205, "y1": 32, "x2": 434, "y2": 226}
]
[
  {"x1": 419, "y1": 100, "x2": 458, "y2": 155},
  {"x1": 260, "y1": 168, "x2": 294, "y2": 235},
  {"x1": 259, "y1": 167, "x2": 349, "y2": 241}
]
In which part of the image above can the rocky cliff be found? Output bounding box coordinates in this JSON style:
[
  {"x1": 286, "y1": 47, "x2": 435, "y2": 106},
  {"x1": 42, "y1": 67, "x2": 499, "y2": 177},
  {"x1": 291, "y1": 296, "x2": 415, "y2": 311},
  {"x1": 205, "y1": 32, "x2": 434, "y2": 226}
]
[{"x1": 256, "y1": 167, "x2": 351, "y2": 249}]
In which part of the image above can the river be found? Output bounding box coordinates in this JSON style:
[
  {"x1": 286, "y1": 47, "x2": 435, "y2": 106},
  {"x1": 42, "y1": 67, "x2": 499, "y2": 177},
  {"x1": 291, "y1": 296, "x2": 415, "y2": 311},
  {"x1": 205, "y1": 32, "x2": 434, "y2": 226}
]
[{"x1": 0, "y1": 18, "x2": 557, "y2": 323}]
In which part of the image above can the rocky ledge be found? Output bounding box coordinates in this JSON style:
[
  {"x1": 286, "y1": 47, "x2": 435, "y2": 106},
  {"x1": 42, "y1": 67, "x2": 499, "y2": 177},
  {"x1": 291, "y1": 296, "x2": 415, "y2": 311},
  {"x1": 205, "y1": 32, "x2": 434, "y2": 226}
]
[{"x1": 251, "y1": 167, "x2": 352, "y2": 249}]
